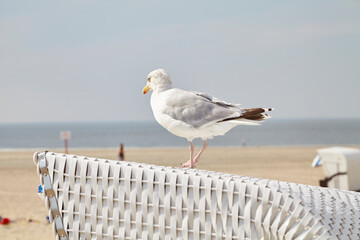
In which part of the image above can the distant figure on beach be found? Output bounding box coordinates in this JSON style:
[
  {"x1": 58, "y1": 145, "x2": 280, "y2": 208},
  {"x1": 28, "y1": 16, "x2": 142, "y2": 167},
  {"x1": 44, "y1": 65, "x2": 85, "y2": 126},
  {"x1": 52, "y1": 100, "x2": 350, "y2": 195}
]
[{"x1": 118, "y1": 143, "x2": 125, "y2": 161}]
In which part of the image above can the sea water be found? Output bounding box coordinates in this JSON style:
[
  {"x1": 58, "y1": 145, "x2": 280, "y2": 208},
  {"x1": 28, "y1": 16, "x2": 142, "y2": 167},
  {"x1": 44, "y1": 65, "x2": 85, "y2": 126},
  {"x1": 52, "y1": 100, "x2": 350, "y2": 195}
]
[{"x1": 0, "y1": 119, "x2": 359, "y2": 149}]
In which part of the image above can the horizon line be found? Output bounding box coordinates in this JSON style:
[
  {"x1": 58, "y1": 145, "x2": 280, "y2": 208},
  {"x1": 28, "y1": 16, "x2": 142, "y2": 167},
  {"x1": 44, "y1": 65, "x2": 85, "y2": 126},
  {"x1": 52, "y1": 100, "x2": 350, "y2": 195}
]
[{"x1": 1, "y1": 117, "x2": 360, "y2": 125}]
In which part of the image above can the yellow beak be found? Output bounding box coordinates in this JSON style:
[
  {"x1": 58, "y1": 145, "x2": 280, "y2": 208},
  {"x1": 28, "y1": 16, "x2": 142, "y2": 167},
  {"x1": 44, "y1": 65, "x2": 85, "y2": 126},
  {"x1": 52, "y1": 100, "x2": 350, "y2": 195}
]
[{"x1": 142, "y1": 85, "x2": 149, "y2": 95}]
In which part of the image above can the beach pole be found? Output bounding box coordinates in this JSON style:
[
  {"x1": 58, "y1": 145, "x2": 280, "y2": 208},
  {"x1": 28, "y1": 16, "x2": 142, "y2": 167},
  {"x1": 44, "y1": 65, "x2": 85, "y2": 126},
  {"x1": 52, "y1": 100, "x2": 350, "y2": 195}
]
[
  {"x1": 64, "y1": 139, "x2": 68, "y2": 154},
  {"x1": 60, "y1": 131, "x2": 71, "y2": 154}
]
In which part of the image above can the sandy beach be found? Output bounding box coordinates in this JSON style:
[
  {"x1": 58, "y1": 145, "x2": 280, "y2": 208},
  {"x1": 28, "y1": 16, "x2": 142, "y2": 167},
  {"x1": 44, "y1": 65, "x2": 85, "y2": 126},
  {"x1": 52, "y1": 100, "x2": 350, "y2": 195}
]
[{"x1": 0, "y1": 145, "x2": 358, "y2": 239}]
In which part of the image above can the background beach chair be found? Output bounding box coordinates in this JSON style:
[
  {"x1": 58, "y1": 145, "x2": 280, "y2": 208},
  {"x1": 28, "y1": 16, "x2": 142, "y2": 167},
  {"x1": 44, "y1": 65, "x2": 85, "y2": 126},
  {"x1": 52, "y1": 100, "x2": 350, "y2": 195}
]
[
  {"x1": 312, "y1": 147, "x2": 360, "y2": 192},
  {"x1": 34, "y1": 151, "x2": 360, "y2": 239}
]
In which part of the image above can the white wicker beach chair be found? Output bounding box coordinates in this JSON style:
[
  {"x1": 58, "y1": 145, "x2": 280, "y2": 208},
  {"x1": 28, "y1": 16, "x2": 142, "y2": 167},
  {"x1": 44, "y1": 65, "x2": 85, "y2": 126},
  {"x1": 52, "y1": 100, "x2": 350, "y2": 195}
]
[{"x1": 34, "y1": 151, "x2": 360, "y2": 240}]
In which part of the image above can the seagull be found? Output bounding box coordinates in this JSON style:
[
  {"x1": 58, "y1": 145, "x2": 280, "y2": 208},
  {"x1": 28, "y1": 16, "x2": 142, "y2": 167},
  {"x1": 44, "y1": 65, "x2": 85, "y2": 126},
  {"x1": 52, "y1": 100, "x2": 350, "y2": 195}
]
[{"x1": 142, "y1": 69, "x2": 273, "y2": 168}]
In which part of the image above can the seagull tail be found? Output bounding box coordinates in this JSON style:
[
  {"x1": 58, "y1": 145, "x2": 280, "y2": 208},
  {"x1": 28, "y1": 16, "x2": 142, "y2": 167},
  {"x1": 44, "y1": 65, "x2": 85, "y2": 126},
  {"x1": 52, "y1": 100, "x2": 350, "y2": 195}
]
[
  {"x1": 240, "y1": 108, "x2": 273, "y2": 121},
  {"x1": 218, "y1": 108, "x2": 273, "y2": 124}
]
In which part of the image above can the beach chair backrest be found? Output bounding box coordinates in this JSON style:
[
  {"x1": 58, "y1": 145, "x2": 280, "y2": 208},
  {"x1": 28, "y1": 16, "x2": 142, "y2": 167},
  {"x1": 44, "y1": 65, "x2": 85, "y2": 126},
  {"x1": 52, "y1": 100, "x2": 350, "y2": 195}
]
[{"x1": 34, "y1": 152, "x2": 360, "y2": 239}]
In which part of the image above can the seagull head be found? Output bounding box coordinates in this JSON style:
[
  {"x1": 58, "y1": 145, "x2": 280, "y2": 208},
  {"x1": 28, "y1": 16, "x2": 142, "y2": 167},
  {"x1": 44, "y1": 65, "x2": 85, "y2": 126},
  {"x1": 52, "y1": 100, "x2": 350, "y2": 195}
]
[{"x1": 142, "y1": 69, "x2": 172, "y2": 94}]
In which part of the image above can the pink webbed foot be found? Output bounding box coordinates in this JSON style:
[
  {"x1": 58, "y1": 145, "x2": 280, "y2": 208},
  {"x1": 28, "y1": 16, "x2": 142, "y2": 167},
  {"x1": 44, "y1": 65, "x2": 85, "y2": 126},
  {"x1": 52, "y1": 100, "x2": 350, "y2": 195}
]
[{"x1": 181, "y1": 159, "x2": 195, "y2": 168}]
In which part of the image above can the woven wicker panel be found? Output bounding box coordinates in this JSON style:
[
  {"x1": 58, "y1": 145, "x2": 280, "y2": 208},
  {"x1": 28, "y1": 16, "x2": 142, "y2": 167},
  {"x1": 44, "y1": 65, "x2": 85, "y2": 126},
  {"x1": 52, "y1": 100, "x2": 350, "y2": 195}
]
[{"x1": 34, "y1": 152, "x2": 360, "y2": 240}]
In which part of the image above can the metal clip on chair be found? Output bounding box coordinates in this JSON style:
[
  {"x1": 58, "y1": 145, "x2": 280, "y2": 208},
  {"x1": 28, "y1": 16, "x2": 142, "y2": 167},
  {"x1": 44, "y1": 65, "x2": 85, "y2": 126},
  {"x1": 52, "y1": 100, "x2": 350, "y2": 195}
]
[{"x1": 36, "y1": 152, "x2": 68, "y2": 240}]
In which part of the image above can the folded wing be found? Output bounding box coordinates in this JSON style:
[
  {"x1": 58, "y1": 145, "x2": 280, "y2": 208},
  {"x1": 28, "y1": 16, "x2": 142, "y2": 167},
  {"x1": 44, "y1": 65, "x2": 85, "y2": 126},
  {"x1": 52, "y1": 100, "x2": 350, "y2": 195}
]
[{"x1": 162, "y1": 89, "x2": 273, "y2": 128}]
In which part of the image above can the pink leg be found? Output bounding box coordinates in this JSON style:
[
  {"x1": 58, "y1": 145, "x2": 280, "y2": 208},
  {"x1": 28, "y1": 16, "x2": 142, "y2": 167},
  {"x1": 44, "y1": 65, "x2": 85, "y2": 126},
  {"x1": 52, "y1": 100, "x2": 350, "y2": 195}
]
[
  {"x1": 182, "y1": 141, "x2": 194, "y2": 168},
  {"x1": 193, "y1": 140, "x2": 207, "y2": 163},
  {"x1": 182, "y1": 140, "x2": 207, "y2": 168}
]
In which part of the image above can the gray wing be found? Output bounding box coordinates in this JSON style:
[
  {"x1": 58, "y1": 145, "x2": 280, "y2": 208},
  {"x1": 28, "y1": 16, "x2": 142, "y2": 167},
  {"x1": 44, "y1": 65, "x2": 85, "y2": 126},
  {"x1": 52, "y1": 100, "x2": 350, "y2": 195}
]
[
  {"x1": 194, "y1": 91, "x2": 243, "y2": 109},
  {"x1": 162, "y1": 89, "x2": 240, "y2": 128}
]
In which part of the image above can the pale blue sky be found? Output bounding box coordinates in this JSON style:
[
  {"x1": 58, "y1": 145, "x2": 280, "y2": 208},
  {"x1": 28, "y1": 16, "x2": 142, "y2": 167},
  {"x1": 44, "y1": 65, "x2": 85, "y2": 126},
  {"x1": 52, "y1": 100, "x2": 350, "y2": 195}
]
[{"x1": 1, "y1": 1, "x2": 359, "y2": 123}]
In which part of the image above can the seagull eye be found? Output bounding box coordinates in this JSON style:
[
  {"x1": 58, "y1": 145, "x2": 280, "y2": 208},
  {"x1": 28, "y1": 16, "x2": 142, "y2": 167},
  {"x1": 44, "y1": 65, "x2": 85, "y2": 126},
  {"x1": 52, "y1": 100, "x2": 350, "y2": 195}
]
[{"x1": 147, "y1": 77, "x2": 151, "y2": 82}]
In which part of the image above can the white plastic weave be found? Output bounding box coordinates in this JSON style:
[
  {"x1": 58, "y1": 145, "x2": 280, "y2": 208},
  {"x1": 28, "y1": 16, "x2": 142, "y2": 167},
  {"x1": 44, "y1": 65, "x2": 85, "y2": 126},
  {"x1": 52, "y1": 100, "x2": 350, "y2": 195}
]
[{"x1": 33, "y1": 152, "x2": 360, "y2": 240}]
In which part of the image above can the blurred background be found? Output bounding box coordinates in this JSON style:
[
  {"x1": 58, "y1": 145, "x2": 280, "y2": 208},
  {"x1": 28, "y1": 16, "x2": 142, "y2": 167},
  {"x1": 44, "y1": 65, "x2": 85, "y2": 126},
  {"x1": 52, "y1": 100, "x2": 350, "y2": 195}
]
[{"x1": 1, "y1": 0, "x2": 359, "y2": 148}]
